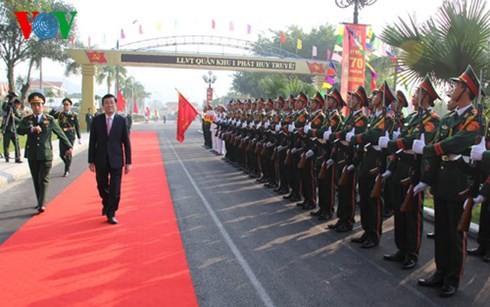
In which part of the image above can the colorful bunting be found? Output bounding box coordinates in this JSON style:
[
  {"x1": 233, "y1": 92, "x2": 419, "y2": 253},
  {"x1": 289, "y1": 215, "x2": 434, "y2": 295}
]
[{"x1": 296, "y1": 39, "x2": 302, "y2": 50}]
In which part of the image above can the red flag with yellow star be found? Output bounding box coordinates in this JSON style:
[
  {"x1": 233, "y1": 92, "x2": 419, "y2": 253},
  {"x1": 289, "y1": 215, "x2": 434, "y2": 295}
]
[
  {"x1": 306, "y1": 62, "x2": 325, "y2": 74},
  {"x1": 176, "y1": 91, "x2": 199, "y2": 143}
]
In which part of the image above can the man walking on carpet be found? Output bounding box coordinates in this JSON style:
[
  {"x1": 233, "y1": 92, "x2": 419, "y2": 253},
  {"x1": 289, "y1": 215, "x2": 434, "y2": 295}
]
[{"x1": 88, "y1": 94, "x2": 132, "y2": 225}]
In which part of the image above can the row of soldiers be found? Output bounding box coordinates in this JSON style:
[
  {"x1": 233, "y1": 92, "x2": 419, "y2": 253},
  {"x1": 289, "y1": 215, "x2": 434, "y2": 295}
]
[{"x1": 213, "y1": 64, "x2": 489, "y2": 298}]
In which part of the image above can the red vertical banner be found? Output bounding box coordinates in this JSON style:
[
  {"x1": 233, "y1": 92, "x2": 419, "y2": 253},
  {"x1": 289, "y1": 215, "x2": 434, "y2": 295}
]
[
  {"x1": 206, "y1": 87, "x2": 213, "y2": 104},
  {"x1": 340, "y1": 23, "x2": 367, "y2": 100}
]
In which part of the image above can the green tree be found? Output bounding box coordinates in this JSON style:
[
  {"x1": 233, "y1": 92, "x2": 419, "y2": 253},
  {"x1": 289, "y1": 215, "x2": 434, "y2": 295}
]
[
  {"x1": 96, "y1": 65, "x2": 127, "y2": 94},
  {"x1": 380, "y1": 0, "x2": 490, "y2": 89},
  {"x1": 0, "y1": 0, "x2": 78, "y2": 100}
]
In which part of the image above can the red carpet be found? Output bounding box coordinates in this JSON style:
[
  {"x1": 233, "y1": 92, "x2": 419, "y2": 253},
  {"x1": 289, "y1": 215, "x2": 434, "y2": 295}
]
[{"x1": 0, "y1": 132, "x2": 198, "y2": 307}]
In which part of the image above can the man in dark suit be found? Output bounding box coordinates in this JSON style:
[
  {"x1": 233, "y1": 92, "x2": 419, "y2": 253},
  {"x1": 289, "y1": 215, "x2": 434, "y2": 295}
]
[
  {"x1": 88, "y1": 94, "x2": 132, "y2": 225},
  {"x1": 17, "y1": 92, "x2": 73, "y2": 213}
]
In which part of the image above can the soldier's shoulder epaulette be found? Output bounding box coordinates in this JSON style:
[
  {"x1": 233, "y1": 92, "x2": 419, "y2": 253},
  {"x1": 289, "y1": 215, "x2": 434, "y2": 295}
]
[
  {"x1": 45, "y1": 114, "x2": 55, "y2": 120},
  {"x1": 430, "y1": 111, "x2": 439, "y2": 119}
]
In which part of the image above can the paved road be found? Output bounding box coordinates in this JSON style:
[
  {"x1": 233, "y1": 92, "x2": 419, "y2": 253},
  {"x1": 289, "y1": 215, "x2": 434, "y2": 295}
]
[{"x1": 1, "y1": 121, "x2": 488, "y2": 306}]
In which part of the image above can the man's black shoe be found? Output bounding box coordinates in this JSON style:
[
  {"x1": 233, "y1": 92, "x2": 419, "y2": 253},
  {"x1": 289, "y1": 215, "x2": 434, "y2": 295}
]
[
  {"x1": 439, "y1": 285, "x2": 457, "y2": 297},
  {"x1": 483, "y1": 253, "x2": 490, "y2": 262},
  {"x1": 426, "y1": 232, "x2": 435, "y2": 239},
  {"x1": 277, "y1": 189, "x2": 289, "y2": 195},
  {"x1": 273, "y1": 186, "x2": 282, "y2": 193},
  {"x1": 108, "y1": 217, "x2": 119, "y2": 224},
  {"x1": 383, "y1": 251, "x2": 405, "y2": 262},
  {"x1": 310, "y1": 210, "x2": 323, "y2": 217},
  {"x1": 327, "y1": 223, "x2": 339, "y2": 230},
  {"x1": 302, "y1": 203, "x2": 315, "y2": 210},
  {"x1": 402, "y1": 258, "x2": 417, "y2": 270},
  {"x1": 466, "y1": 247, "x2": 486, "y2": 256},
  {"x1": 318, "y1": 213, "x2": 332, "y2": 221},
  {"x1": 102, "y1": 207, "x2": 107, "y2": 216},
  {"x1": 290, "y1": 195, "x2": 301, "y2": 202},
  {"x1": 418, "y1": 274, "x2": 444, "y2": 288},
  {"x1": 15, "y1": 159, "x2": 22, "y2": 163},
  {"x1": 360, "y1": 239, "x2": 377, "y2": 249},
  {"x1": 38, "y1": 206, "x2": 46, "y2": 213},
  {"x1": 296, "y1": 201, "x2": 306, "y2": 207},
  {"x1": 63, "y1": 171, "x2": 70, "y2": 177},
  {"x1": 351, "y1": 236, "x2": 367, "y2": 244},
  {"x1": 283, "y1": 193, "x2": 294, "y2": 200},
  {"x1": 334, "y1": 224, "x2": 352, "y2": 232}
]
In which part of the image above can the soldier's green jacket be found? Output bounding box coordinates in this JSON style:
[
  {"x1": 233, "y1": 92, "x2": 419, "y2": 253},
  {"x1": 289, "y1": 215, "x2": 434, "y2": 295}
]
[
  {"x1": 56, "y1": 111, "x2": 81, "y2": 141},
  {"x1": 17, "y1": 114, "x2": 73, "y2": 161},
  {"x1": 350, "y1": 111, "x2": 394, "y2": 177},
  {"x1": 1, "y1": 102, "x2": 22, "y2": 133},
  {"x1": 421, "y1": 105, "x2": 481, "y2": 200}
]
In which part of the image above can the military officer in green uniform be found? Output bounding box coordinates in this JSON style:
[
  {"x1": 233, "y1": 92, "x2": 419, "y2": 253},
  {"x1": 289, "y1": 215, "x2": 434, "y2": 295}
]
[
  {"x1": 380, "y1": 76, "x2": 441, "y2": 269},
  {"x1": 2, "y1": 93, "x2": 23, "y2": 163},
  {"x1": 467, "y1": 132, "x2": 490, "y2": 262},
  {"x1": 414, "y1": 65, "x2": 484, "y2": 297},
  {"x1": 17, "y1": 92, "x2": 73, "y2": 213},
  {"x1": 53, "y1": 98, "x2": 81, "y2": 177},
  {"x1": 348, "y1": 82, "x2": 395, "y2": 248},
  {"x1": 327, "y1": 86, "x2": 369, "y2": 233}
]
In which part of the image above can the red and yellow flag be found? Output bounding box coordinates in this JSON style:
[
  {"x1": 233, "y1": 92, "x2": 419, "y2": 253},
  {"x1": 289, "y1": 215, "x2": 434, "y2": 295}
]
[{"x1": 176, "y1": 91, "x2": 198, "y2": 143}]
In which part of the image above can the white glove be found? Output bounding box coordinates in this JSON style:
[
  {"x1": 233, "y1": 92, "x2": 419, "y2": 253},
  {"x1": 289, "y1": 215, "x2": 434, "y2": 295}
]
[
  {"x1": 257, "y1": 122, "x2": 262, "y2": 128},
  {"x1": 235, "y1": 121, "x2": 240, "y2": 127},
  {"x1": 305, "y1": 149, "x2": 314, "y2": 159},
  {"x1": 323, "y1": 127, "x2": 332, "y2": 140},
  {"x1": 264, "y1": 121, "x2": 270, "y2": 129},
  {"x1": 378, "y1": 131, "x2": 390, "y2": 149},
  {"x1": 412, "y1": 133, "x2": 426, "y2": 154},
  {"x1": 326, "y1": 159, "x2": 334, "y2": 169},
  {"x1": 381, "y1": 170, "x2": 392, "y2": 179},
  {"x1": 346, "y1": 128, "x2": 355, "y2": 142},
  {"x1": 393, "y1": 128, "x2": 401, "y2": 140},
  {"x1": 470, "y1": 137, "x2": 486, "y2": 161},
  {"x1": 347, "y1": 164, "x2": 355, "y2": 172},
  {"x1": 242, "y1": 122, "x2": 246, "y2": 128},
  {"x1": 78, "y1": 139, "x2": 82, "y2": 145},
  {"x1": 275, "y1": 125, "x2": 280, "y2": 132},
  {"x1": 291, "y1": 148, "x2": 298, "y2": 154},
  {"x1": 277, "y1": 145, "x2": 284, "y2": 151},
  {"x1": 304, "y1": 124, "x2": 311, "y2": 134},
  {"x1": 413, "y1": 181, "x2": 428, "y2": 195},
  {"x1": 288, "y1": 124, "x2": 294, "y2": 133},
  {"x1": 473, "y1": 195, "x2": 486, "y2": 205}
]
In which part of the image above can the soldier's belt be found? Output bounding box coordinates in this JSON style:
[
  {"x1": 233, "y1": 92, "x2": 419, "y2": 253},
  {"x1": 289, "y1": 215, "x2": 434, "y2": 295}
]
[
  {"x1": 441, "y1": 154, "x2": 464, "y2": 162},
  {"x1": 63, "y1": 127, "x2": 74, "y2": 131}
]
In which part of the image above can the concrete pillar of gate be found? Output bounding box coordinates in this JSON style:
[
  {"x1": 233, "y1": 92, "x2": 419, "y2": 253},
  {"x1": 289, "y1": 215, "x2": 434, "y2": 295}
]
[{"x1": 80, "y1": 64, "x2": 97, "y2": 131}]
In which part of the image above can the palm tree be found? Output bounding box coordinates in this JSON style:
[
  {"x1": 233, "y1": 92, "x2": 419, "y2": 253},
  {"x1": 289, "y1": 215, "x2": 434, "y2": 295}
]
[
  {"x1": 380, "y1": 0, "x2": 490, "y2": 89},
  {"x1": 96, "y1": 66, "x2": 127, "y2": 94}
]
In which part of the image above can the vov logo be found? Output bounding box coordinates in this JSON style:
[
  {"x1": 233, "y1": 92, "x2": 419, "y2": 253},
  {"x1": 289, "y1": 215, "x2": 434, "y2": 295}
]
[{"x1": 14, "y1": 11, "x2": 77, "y2": 40}]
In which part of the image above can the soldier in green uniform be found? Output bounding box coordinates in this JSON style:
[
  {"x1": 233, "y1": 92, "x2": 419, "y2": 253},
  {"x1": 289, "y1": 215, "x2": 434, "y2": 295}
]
[
  {"x1": 415, "y1": 65, "x2": 484, "y2": 297},
  {"x1": 2, "y1": 93, "x2": 23, "y2": 163},
  {"x1": 380, "y1": 76, "x2": 441, "y2": 269},
  {"x1": 53, "y1": 98, "x2": 81, "y2": 177},
  {"x1": 299, "y1": 92, "x2": 325, "y2": 210},
  {"x1": 467, "y1": 129, "x2": 490, "y2": 262},
  {"x1": 309, "y1": 88, "x2": 343, "y2": 220},
  {"x1": 17, "y1": 92, "x2": 73, "y2": 213},
  {"x1": 275, "y1": 95, "x2": 294, "y2": 195},
  {"x1": 348, "y1": 82, "x2": 395, "y2": 248},
  {"x1": 327, "y1": 86, "x2": 368, "y2": 233}
]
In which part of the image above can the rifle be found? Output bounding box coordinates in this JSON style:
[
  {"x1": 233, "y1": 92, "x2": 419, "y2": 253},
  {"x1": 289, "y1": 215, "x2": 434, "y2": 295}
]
[
  {"x1": 319, "y1": 138, "x2": 339, "y2": 179},
  {"x1": 400, "y1": 89, "x2": 424, "y2": 213},
  {"x1": 458, "y1": 70, "x2": 485, "y2": 231}
]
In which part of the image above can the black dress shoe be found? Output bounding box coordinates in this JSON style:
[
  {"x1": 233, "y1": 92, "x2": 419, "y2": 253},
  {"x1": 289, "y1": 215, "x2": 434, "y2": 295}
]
[
  {"x1": 283, "y1": 193, "x2": 294, "y2": 200},
  {"x1": 108, "y1": 217, "x2": 119, "y2": 224},
  {"x1": 15, "y1": 159, "x2": 22, "y2": 163},
  {"x1": 426, "y1": 232, "x2": 435, "y2": 239},
  {"x1": 439, "y1": 285, "x2": 457, "y2": 297},
  {"x1": 418, "y1": 273, "x2": 444, "y2": 288},
  {"x1": 360, "y1": 239, "x2": 377, "y2": 249},
  {"x1": 401, "y1": 258, "x2": 417, "y2": 270},
  {"x1": 273, "y1": 186, "x2": 282, "y2": 192},
  {"x1": 318, "y1": 213, "x2": 332, "y2": 221},
  {"x1": 466, "y1": 247, "x2": 486, "y2": 256},
  {"x1": 302, "y1": 203, "x2": 315, "y2": 210},
  {"x1": 290, "y1": 195, "x2": 301, "y2": 202},
  {"x1": 63, "y1": 171, "x2": 70, "y2": 177},
  {"x1": 384, "y1": 251, "x2": 405, "y2": 262},
  {"x1": 277, "y1": 189, "x2": 289, "y2": 195},
  {"x1": 483, "y1": 253, "x2": 490, "y2": 262},
  {"x1": 335, "y1": 224, "x2": 353, "y2": 233},
  {"x1": 310, "y1": 210, "x2": 323, "y2": 217},
  {"x1": 351, "y1": 235, "x2": 367, "y2": 244},
  {"x1": 102, "y1": 207, "x2": 107, "y2": 216},
  {"x1": 296, "y1": 201, "x2": 306, "y2": 207},
  {"x1": 327, "y1": 223, "x2": 339, "y2": 230},
  {"x1": 38, "y1": 206, "x2": 46, "y2": 213}
]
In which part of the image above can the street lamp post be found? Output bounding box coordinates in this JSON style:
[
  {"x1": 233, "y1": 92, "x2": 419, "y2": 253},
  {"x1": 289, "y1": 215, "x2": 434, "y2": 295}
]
[
  {"x1": 202, "y1": 70, "x2": 217, "y2": 106},
  {"x1": 335, "y1": 0, "x2": 378, "y2": 24}
]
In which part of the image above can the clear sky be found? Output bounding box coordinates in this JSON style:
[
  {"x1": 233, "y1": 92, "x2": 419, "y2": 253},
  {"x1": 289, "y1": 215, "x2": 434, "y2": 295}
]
[{"x1": 3, "y1": 0, "x2": 448, "y2": 106}]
